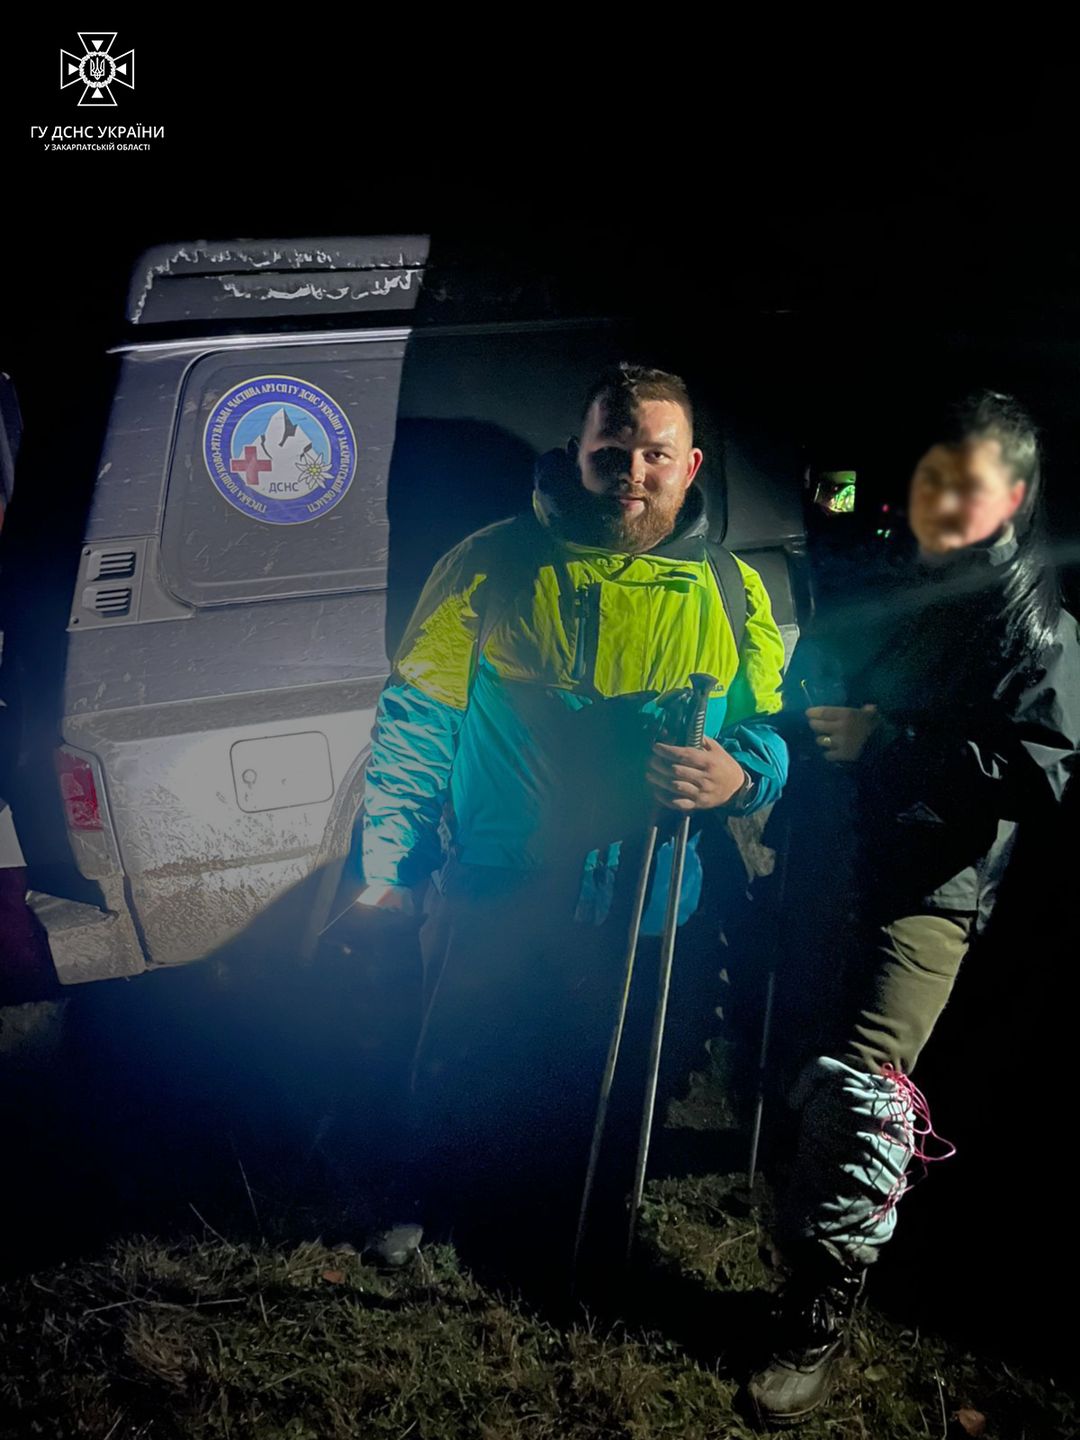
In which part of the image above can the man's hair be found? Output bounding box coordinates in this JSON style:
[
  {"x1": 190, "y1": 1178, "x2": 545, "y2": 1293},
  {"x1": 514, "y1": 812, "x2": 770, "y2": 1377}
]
[{"x1": 580, "y1": 362, "x2": 693, "y2": 436}]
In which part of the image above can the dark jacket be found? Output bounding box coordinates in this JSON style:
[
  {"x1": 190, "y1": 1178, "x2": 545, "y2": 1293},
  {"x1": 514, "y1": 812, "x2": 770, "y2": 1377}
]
[{"x1": 798, "y1": 527, "x2": 1080, "y2": 933}]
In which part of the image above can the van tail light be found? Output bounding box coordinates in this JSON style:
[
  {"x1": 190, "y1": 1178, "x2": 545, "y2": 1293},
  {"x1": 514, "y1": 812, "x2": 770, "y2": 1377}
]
[{"x1": 55, "y1": 749, "x2": 104, "y2": 831}]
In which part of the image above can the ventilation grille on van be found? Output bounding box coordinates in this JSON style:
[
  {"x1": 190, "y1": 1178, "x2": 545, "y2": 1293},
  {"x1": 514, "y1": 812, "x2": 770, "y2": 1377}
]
[
  {"x1": 93, "y1": 587, "x2": 133, "y2": 618},
  {"x1": 92, "y1": 550, "x2": 137, "y2": 580},
  {"x1": 71, "y1": 537, "x2": 193, "y2": 630}
]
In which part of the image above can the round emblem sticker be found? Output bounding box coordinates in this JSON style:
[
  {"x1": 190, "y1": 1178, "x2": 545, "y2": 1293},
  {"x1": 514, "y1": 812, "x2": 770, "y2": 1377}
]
[{"x1": 203, "y1": 375, "x2": 357, "y2": 525}]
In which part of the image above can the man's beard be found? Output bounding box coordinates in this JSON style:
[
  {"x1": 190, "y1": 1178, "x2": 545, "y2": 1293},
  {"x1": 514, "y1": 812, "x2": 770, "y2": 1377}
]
[{"x1": 572, "y1": 491, "x2": 686, "y2": 553}]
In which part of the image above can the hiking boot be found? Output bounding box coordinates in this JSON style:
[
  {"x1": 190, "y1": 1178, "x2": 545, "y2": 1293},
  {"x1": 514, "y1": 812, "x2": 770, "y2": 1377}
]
[
  {"x1": 363, "y1": 1222, "x2": 424, "y2": 1270},
  {"x1": 747, "y1": 1253, "x2": 865, "y2": 1427}
]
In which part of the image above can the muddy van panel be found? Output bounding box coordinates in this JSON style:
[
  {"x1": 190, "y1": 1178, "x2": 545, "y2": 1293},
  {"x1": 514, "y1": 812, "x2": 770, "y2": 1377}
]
[
  {"x1": 47, "y1": 238, "x2": 432, "y2": 981},
  {"x1": 60, "y1": 682, "x2": 384, "y2": 969},
  {"x1": 26, "y1": 890, "x2": 144, "y2": 985}
]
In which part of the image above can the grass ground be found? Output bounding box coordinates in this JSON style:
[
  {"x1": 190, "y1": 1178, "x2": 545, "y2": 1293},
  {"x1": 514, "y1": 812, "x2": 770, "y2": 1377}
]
[{"x1": 0, "y1": 1016, "x2": 1075, "y2": 1440}]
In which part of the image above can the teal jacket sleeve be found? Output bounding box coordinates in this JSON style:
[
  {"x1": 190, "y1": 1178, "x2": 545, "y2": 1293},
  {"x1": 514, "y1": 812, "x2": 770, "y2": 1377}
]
[
  {"x1": 720, "y1": 718, "x2": 789, "y2": 812},
  {"x1": 361, "y1": 680, "x2": 463, "y2": 889},
  {"x1": 360, "y1": 530, "x2": 492, "y2": 889}
]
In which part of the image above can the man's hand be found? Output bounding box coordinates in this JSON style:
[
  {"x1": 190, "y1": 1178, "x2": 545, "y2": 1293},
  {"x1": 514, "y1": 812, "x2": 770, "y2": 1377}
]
[
  {"x1": 648, "y1": 735, "x2": 747, "y2": 812},
  {"x1": 353, "y1": 882, "x2": 418, "y2": 916},
  {"x1": 806, "y1": 705, "x2": 879, "y2": 763}
]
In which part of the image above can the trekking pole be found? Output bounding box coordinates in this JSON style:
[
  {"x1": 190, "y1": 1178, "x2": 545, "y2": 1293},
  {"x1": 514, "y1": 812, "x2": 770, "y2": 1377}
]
[
  {"x1": 570, "y1": 817, "x2": 659, "y2": 1291},
  {"x1": 625, "y1": 672, "x2": 717, "y2": 1262},
  {"x1": 747, "y1": 799, "x2": 793, "y2": 1190}
]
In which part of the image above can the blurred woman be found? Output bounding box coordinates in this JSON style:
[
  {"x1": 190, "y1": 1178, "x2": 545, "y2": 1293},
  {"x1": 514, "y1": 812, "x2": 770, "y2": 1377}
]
[{"x1": 750, "y1": 392, "x2": 1080, "y2": 1426}]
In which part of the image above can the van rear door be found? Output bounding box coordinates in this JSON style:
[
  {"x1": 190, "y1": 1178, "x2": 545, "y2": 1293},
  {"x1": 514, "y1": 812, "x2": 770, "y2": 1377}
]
[{"x1": 52, "y1": 238, "x2": 428, "y2": 980}]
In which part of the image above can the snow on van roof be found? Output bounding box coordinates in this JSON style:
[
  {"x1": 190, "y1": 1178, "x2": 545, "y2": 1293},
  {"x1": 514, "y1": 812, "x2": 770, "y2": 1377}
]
[{"x1": 127, "y1": 236, "x2": 431, "y2": 326}]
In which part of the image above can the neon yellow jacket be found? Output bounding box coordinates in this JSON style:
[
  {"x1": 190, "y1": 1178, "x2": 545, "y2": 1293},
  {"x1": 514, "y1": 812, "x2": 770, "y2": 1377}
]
[{"x1": 362, "y1": 477, "x2": 788, "y2": 929}]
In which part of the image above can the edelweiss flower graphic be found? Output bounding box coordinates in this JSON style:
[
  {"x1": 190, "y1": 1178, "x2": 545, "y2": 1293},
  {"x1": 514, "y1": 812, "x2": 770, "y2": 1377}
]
[
  {"x1": 296, "y1": 450, "x2": 331, "y2": 488},
  {"x1": 60, "y1": 33, "x2": 135, "y2": 107}
]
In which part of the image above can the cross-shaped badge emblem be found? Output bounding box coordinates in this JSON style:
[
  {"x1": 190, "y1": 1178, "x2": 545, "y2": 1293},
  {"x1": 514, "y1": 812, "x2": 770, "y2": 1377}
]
[
  {"x1": 60, "y1": 33, "x2": 135, "y2": 107},
  {"x1": 231, "y1": 446, "x2": 273, "y2": 488}
]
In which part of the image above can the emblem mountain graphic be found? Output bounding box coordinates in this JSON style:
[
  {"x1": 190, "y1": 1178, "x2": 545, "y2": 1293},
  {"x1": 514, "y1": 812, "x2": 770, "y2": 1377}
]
[{"x1": 254, "y1": 407, "x2": 329, "y2": 488}]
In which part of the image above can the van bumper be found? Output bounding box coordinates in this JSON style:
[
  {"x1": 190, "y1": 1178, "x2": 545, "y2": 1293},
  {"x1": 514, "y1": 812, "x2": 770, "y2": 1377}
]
[{"x1": 26, "y1": 890, "x2": 146, "y2": 984}]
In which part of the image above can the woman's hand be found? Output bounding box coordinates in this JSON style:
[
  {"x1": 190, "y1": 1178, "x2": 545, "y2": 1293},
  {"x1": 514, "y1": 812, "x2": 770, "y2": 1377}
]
[
  {"x1": 806, "y1": 705, "x2": 880, "y2": 763},
  {"x1": 648, "y1": 736, "x2": 747, "y2": 811}
]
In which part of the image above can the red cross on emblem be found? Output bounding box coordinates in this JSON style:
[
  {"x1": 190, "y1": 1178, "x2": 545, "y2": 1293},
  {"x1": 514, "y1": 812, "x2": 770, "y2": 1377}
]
[{"x1": 231, "y1": 445, "x2": 272, "y2": 487}]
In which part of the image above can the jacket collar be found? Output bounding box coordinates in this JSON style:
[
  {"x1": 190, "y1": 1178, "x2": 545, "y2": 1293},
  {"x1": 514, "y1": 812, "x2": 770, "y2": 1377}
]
[
  {"x1": 914, "y1": 521, "x2": 1019, "y2": 587},
  {"x1": 532, "y1": 450, "x2": 711, "y2": 560},
  {"x1": 985, "y1": 522, "x2": 1019, "y2": 568}
]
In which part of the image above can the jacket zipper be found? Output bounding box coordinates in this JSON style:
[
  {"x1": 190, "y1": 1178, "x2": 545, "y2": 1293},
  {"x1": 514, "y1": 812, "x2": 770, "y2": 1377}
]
[{"x1": 572, "y1": 583, "x2": 600, "y2": 684}]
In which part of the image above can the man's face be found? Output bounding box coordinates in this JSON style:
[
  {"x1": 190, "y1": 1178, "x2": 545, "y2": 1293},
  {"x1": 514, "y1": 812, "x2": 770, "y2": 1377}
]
[
  {"x1": 576, "y1": 397, "x2": 703, "y2": 553},
  {"x1": 908, "y1": 438, "x2": 1025, "y2": 558}
]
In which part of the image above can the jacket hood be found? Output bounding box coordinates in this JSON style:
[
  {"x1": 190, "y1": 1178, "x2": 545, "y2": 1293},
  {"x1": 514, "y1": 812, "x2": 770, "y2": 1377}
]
[{"x1": 532, "y1": 447, "x2": 711, "y2": 560}]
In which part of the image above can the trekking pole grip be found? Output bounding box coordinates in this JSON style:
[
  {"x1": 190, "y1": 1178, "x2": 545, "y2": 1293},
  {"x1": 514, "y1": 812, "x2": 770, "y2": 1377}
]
[{"x1": 685, "y1": 673, "x2": 717, "y2": 749}]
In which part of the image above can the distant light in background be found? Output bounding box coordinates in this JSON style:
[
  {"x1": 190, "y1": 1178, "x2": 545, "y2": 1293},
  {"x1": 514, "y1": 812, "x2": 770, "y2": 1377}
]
[{"x1": 812, "y1": 470, "x2": 857, "y2": 515}]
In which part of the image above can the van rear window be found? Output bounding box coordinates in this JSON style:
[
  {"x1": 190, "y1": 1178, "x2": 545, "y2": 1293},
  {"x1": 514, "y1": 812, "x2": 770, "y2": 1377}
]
[{"x1": 160, "y1": 337, "x2": 405, "y2": 605}]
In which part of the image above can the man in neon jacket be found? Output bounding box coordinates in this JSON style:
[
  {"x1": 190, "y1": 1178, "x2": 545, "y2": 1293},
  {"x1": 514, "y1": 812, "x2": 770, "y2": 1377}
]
[{"x1": 358, "y1": 363, "x2": 788, "y2": 1275}]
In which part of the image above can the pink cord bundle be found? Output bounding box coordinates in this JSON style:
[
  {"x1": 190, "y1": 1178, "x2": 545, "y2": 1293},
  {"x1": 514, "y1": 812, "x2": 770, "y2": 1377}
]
[{"x1": 872, "y1": 1064, "x2": 957, "y2": 1221}]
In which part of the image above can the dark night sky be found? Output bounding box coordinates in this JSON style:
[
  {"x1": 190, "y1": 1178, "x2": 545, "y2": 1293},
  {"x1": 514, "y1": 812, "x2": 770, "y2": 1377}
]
[{"x1": 5, "y1": 37, "x2": 1077, "y2": 384}]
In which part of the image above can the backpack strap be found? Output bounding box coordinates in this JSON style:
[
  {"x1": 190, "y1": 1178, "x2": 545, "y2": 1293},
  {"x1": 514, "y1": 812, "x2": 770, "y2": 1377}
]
[{"x1": 706, "y1": 541, "x2": 748, "y2": 655}]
